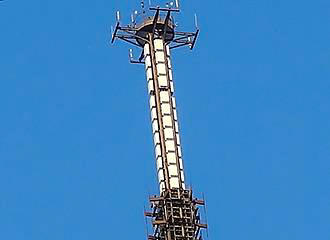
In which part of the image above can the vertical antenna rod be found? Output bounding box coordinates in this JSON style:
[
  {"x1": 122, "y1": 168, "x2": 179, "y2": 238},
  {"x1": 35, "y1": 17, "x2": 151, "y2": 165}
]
[
  {"x1": 175, "y1": 0, "x2": 180, "y2": 9},
  {"x1": 111, "y1": 2, "x2": 206, "y2": 240}
]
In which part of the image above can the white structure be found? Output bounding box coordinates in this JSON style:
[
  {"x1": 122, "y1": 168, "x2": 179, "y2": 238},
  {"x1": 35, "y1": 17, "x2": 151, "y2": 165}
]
[
  {"x1": 111, "y1": 6, "x2": 207, "y2": 240},
  {"x1": 144, "y1": 39, "x2": 185, "y2": 193}
]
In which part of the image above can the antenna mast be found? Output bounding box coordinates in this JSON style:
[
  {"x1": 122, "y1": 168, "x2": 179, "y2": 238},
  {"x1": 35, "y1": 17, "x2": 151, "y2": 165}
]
[{"x1": 111, "y1": 2, "x2": 206, "y2": 240}]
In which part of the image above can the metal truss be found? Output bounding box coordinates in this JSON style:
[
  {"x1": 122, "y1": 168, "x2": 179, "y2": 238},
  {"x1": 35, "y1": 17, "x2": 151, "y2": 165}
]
[
  {"x1": 111, "y1": 6, "x2": 199, "y2": 64},
  {"x1": 111, "y1": 3, "x2": 208, "y2": 240},
  {"x1": 145, "y1": 189, "x2": 207, "y2": 240}
]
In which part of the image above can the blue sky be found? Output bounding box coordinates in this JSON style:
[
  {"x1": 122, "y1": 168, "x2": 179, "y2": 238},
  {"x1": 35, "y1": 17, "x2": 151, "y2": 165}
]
[{"x1": 0, "y1": 0, "x2": 329, "y2": 239}]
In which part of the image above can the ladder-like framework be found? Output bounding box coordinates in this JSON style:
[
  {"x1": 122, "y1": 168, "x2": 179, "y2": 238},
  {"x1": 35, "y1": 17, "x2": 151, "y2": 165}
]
[
  {"x1": 111, "y1": 3, "x2": 207, "y2": 240},
  {"x1": 146, "y1": 189, "x2": 207, "y2": 240}
]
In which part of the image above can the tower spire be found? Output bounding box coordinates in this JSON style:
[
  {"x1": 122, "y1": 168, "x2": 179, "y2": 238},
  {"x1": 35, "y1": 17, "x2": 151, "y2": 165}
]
[{"x1": 111, "y1": 2, "x2": 207, "y2": 240}]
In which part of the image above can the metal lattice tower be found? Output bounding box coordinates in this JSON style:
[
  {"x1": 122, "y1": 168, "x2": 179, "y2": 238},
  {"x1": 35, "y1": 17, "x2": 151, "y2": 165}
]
[{"x1": 111, "y1": 1, "x2": 207, "y2": 240}]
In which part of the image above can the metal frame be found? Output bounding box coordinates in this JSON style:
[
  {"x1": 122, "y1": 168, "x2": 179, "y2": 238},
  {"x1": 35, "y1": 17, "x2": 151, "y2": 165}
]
[
  {"x1": 145, "y1": 189, "x2": 207, "y2": 240},
  {"x1": 111, "y1": 3, "x2": 207, "y2": 240},
  {"x1": 111, "y1": 6, "x2": 199, "y2": 64},
  {"x1": 148, "y1": 33, "x2": 171, "y2": 191}
]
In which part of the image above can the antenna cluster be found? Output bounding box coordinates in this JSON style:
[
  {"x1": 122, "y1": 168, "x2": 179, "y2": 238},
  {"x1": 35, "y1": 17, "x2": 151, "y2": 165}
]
[{"x1": 111, "y1": 0, "x2": 199, "y2": 64}]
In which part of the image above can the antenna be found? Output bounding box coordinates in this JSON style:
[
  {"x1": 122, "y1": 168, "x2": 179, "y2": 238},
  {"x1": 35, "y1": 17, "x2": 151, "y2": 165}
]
[
  {"x1": 194, "y1": 14, "x2": 199, "y2": 29},
  {"x1": 128, "y1": 49, "x2": 145, "y2": 64},
  {"x1": 188, "y1": 36, "x2": 192, "y2": 46},
  {"x1": 175, "y1": 0, "x2": 180, "y2": 9},
  {"x1": 129, "y1": 49, "x2": 134, "y2": 61},
  {"x1": 116, "y1": 11, "x2": 120, "y2": 22},
  {"x1": 111, "y1": 26, "x2": 114, "y2": 38}
]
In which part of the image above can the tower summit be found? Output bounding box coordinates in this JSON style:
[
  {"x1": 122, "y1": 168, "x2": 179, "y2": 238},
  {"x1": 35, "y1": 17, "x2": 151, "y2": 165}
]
[{"x1": 111, "y1": 1, "x2": 207, "y2": 240}]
